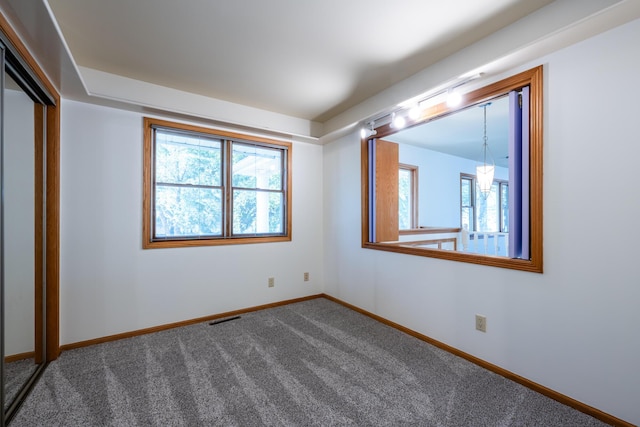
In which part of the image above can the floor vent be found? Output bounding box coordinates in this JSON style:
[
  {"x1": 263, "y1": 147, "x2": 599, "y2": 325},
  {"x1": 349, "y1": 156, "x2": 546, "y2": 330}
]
[{"x1": 209, "y1": 316, "x2": 241, "y2": 326}]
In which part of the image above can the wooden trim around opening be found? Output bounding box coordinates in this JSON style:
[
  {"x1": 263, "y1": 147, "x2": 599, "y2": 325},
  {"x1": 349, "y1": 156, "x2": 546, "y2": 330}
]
[
  {"x1": 46, "y1": 102, "x2": 60, "y2": 361},
  {"x1": 322, "y1": 294, "x2": 633, "y2": 427}
]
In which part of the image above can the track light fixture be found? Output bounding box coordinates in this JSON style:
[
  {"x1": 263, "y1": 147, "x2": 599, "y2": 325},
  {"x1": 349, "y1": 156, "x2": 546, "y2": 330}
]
[
  {"x1": 360, "y1": 121, "x2": 377, "y2": 139},
  {"x1": 359, "y1": 72, "x2": 484, "y2": 139}
]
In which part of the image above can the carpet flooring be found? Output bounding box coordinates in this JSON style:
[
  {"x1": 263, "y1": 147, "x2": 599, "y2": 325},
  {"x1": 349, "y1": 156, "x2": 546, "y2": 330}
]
[
  {"x1": 11, "y1": 298, "x2": 608, "y2": 426},
  {"x1": 4, "y1": 358, "x2": 38, "y2": 411}
]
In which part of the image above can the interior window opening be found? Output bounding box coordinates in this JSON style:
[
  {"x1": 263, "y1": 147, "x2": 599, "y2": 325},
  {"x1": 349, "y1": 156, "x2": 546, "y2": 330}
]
[{"x1": 361, "y1": 66, "x2": 542, "y2": 273}]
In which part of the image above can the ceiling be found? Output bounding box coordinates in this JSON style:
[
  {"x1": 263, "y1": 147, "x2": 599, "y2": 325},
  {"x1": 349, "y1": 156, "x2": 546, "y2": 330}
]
[
  {"x1": 46, "y1": 0, "x2": 554, "y2": 123},
  {"x1": 387, "y1": 95, "x2": 510, "y2": 168}
]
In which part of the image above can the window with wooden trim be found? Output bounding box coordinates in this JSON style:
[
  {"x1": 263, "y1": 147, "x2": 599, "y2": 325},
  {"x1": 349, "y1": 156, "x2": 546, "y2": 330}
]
[
  {"x1": 362, "y1": 66, "x2": 543, "y2": 273},
  {"x1": 399, "y1": 164, "x2": 418, "y2": 230},
  {"x1": 143, "y1": 118, "x2": 291, "y2": 248},
  {"x1": 461, "y1": 173, "x2": 508, "y2": 233}
]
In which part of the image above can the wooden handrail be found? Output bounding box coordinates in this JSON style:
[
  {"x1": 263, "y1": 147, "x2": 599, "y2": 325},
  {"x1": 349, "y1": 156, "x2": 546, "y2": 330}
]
[
  {"x1": 399, "y1": 226, "x2": 461, "y2": 235},
  {"x1": 391, "y1": 238, "x2": 457, "y2": 250}
]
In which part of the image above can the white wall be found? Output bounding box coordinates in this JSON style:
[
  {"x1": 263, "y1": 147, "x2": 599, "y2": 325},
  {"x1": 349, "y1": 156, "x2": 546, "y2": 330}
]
[
  {"x1": 3, "y1": 88, "x2": 35, "y2": 356},
  {"x1": 323, "y1": 18, "x2": 640, "y2": 425},
  {"x1": 59, "y1": 100, "x2": 323, "y2": 345}
]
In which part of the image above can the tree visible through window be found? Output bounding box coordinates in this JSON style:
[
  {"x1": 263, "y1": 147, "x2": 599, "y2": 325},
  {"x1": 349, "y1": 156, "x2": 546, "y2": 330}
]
[
  {"x1": 143, "y1": 118, "x2": 291, "y2": 248},
  {"x1": 461, "y1": 173, "x2": 508, "y2": 233},
  {"x1": 231, "y1": 143, "x2": 284, "y2": 235},
  {"x1": 399, "y1": 164, "x2": 418, "y2": 230},
  {"x1": 461, "y1": 176, "x2": 473, "y2": 231},
  {"x1": 154, "y1": 131, "x2": 223, "y2": 237}
]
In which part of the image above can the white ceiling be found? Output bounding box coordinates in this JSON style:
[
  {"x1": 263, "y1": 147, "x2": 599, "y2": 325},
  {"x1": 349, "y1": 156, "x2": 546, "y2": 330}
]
[
  {"x1": 46, "y1": 0, "x2": 554, "y2": 122},
  {"x1": 387, "y1": 95, "x2": 511, "y2": 168},
  {"x1": 1, "y1": 0, "x2": 637, "y2": 141}
]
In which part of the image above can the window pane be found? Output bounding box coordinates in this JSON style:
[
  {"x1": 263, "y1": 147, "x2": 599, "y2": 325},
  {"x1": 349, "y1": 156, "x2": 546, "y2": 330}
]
[
  {"x1": 461, "y1": 177, "x2": 473, "y2": 230},
  {"x1": 399, "y1": 169, "x2": 412, "y2": 229},
  {"x1": 155, "y1": 131, "x2": 221, "y2": 186},
  {"x1": 501, "y1": 183, "x2": 509, "y2": 232},
  {"x1": 154, "y1": 186, "x2": 222, "y2": 237},
  {"x1": 461, "y1": 178, "x2": 472, "y2": 207},
  {"x1": 233, "y1": 190, "x2": 283, "y2": 234},
  {"x1": 461, "y1": 207, "x2": 473, "y2": 231},
  {"x1": 232, "y1": 143, "x2": 282, "y2": 190},
  {"x1": 476, "y1": 183, "x2": 499, "y2": 232}
]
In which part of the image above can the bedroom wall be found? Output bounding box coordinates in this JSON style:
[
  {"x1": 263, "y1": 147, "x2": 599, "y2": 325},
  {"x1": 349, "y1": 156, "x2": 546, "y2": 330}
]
[
  {"x1": 59, "y1": 100, "x2": 323, "y2": 345},
  {"x1": 323, "y1": 17, "x2": 640, "y2": 425}
]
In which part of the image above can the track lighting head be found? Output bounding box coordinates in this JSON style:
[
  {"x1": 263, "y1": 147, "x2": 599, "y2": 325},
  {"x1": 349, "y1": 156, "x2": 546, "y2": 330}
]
[
  {"x1": 360, "y1": 122, "x2": 377, "y2": 139},
  {"x1": 446, "y1": 88, "x2": 462, "y2": 107},
  {"x1": 392, "y1": 113, "x2": 406, "y2": 129}
]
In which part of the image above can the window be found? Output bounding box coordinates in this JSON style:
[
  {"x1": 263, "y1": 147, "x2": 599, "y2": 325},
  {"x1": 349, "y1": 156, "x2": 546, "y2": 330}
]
[
  {"x1": 399, "y1": 164, "x2": 418, "y2": 230},
  {"x1": 362, "y1": 65, "x2": 543, "y2": 273},
  {"x1": 461, "y1": 173, "x2": 508, "y2": 233},
  {"x1": 143, "y1": 118, "x2": 291, "y2": 248},
  {"x1": 461, "y1": 176, "x2": 473, "y2": 232}
]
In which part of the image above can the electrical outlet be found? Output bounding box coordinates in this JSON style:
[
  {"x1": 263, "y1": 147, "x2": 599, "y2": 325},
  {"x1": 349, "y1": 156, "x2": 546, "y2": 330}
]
[
  {"x1": 475, "y1": 314, "x2": 487, "y2": 332},
  {"x1": 268, "y1": 277, "x2": 275, "y2": 288},
  {"x1": 304, "y1": 272, "x2": 310, "y2": 281}
]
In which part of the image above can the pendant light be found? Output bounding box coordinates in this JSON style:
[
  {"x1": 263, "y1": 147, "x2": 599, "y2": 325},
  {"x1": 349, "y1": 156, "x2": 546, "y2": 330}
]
[{"x1": 476, "y1": 103, "x2": 494, "y2": 197}]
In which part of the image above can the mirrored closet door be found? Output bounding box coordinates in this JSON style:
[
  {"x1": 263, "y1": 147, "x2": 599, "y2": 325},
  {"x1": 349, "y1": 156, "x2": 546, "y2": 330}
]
[{"x1": 0, "y1": 32, "x2": 56, "y2": 425}]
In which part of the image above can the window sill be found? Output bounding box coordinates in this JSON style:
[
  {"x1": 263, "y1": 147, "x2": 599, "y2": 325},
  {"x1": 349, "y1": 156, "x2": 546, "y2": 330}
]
[{"x1": 143, "y1": 235, "x2": 291, "y2": 249}]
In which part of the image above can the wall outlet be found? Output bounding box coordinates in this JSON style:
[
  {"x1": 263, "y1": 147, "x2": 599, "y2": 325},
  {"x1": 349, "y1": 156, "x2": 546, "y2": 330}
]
[
  {"x1": 304, "y1": 272, "x2": 310, "y2": 281},
  {"x1": 268, "y1": 277, "x2": 275, "y2": 288},
  {"x1": 475, "y1": 314, "x2": 487, "y2": 332}
]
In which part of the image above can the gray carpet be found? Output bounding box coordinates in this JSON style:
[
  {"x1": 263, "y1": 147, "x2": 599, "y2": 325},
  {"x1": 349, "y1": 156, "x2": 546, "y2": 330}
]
[
  {"x1": 4, "y1": 358, "x2": 38, "y2": 411},
  {"x1": 11, "y1": 298, "x2": 607, "y2": 426}
]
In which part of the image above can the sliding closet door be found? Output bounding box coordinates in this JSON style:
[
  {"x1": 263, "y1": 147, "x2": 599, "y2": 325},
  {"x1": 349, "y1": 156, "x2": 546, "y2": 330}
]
[
  {"x1": 2, "y1": 68, "x2": 46, "y2": 419},
  {"x1": 0, "y1": 30, "x2": 57, "y2": 424},
  {"x1": 0, "y1": 10, "x2": 60, "y2": 424}
]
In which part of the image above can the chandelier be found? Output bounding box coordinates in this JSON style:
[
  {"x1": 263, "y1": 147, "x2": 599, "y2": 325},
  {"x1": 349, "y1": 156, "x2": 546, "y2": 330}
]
[{"x1": 476, "y1": 103, "x2": 495, "y2": 196}]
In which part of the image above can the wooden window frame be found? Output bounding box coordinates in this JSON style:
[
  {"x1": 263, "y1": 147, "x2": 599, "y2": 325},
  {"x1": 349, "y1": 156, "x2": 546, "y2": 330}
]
[
  {"x1": 143, "y1": 118, "x2": 292, "y2": 249},
  {"x1": 361, "y1": 65, "x2": 543, "y2": 273}
]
